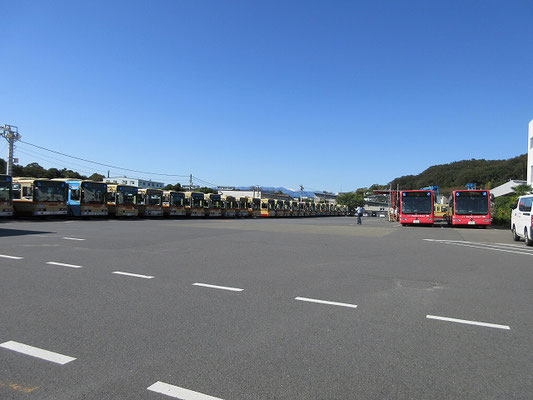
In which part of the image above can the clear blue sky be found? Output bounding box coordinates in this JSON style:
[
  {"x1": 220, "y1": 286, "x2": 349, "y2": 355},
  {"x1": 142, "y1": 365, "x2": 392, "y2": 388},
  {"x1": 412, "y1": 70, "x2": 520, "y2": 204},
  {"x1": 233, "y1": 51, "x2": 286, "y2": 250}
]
[{"x1": 1, "y1": 0, "x2": 532, "y2": 192}]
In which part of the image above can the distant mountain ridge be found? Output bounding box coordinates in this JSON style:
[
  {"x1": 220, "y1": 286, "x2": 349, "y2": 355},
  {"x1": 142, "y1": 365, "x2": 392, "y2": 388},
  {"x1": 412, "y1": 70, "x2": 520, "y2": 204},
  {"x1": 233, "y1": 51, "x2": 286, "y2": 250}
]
[{"x1": 388, "y1": 154, "x2": 527, "y2": 191}]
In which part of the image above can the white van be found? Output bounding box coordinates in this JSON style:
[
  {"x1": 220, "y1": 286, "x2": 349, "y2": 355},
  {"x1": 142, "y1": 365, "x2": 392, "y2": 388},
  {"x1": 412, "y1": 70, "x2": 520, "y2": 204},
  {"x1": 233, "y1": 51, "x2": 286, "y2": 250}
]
[{"x1": 511, "y1": 195, "x2": 533, "y2": 246}]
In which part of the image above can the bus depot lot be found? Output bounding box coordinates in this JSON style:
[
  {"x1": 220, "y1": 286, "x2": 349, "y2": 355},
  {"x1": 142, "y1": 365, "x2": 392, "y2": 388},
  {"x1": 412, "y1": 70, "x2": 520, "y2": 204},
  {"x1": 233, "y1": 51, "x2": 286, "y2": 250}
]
[{"x1": 0, "y1": 218, "x2": 531, "y2": 399}]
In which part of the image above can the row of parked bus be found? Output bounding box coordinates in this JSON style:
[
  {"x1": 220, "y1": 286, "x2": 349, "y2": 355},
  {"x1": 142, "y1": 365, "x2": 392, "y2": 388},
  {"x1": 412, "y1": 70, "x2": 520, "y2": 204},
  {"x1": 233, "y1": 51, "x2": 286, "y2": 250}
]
[
  {"x1": 0, "y1": 177, "x2": 348, "y2": 218},
  {"x1": 398, "y1": 189, "x2": 493, "y2": 227}
]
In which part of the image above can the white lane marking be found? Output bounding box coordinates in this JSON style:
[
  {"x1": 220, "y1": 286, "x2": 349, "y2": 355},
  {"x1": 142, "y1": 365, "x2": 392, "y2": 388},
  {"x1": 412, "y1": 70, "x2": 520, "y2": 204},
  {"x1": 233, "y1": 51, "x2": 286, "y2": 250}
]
[
  {"x1": 426, "y1": 315, "x2": 510, "y2": 330},
  {"x1": 423, "y1": 239, "x2": 533, "y2": 256},
  {"x1": 0, "y1": 254, "x2": 23, "y2": 260},
  {"x1": 113, "y1": 271, "x2": 154, "y2": 279},
  {"x1": 0, "y1": 341, "x2": 76, "y2": 364},
  {"x1": 46, "y1": 261, "x2": 83, "y2": 269},
  {"x1": 295, "y1": 296, "x2": 358, "y2": 309},
  {"x1": 63, "y1": 221, "x2": 75, "y2": 224},
  {"x1": 193, "y1": 282, "x2": 243, "y2": 292},
  {"x1": 62, "y1": 237, "x2": 85, "y2": 241},
  {"x1": 494, "y1": 242, "x2": 533, "y2": 250},
  {"x1": 147, "y1": 381, "x2": 223, "y2": 400}
]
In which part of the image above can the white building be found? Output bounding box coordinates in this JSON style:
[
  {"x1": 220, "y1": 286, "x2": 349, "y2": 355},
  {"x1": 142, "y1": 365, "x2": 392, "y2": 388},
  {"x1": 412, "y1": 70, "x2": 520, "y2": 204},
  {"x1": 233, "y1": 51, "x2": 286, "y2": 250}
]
[
  {"x1": 527, "y1": 120, "x2": 533, "y2": 185},
  {"x1": 491, "y1": 179, "x2": 527, "y2": 198},
  {"x1": 104, "y1": 176, "x2": 164, "y2": 189}
]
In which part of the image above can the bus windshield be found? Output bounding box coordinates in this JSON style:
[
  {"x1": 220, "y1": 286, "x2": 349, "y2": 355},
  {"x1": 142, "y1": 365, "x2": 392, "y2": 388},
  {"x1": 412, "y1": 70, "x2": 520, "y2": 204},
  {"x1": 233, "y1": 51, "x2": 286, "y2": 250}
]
[
  {"x1": 82, "y1": 182, "x2": 107, "y2": 204},
  {"x1": 192, "y1": 198, "x2": 203, "y2": 208},
  {"x1": 401, "y1": 192, "x2": 432, "y2": 214},
  {"x1": 148, "y1": 193, "x2": 162, "y2": 206},
  {"x1": 455, "y1": 192, "x2": 489, "y2": 215},
  {"x1": 0, "y1": 182, "x2": 11, "y2": 202},
  {"x1": 170, "y1": 193, "x2": 185, "y2": 207},
  {"x1": 34, "y1": 181, "x2": 67, "y2": 202},
  {"x1": 117, "y1": 187, "x2": 137, "y2": 205}
]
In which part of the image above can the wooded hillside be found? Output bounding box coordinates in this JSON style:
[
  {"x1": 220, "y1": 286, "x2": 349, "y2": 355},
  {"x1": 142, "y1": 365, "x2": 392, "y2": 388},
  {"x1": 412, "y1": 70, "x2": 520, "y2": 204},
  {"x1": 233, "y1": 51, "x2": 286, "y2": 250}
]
[{"x1": 388, "y1": 154, "x2": 527, "y2": 191}]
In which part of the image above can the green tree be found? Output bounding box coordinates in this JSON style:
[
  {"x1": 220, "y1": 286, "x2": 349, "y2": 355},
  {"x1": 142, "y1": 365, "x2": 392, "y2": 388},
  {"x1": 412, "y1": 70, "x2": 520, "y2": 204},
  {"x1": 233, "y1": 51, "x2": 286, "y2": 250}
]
[
  {"x1": 337, "y1": 191, "x2": 366, "y2": 210},
  {"x1": 196, "y1": 187, "x2": 217, "y2": 194},
  {"x1": 511, "y1": 184, "x2": 532, "y2": 197},
  {"x1": 163, "y1": 183, "x2": 183, "y2": 191},
  {"x1": 88, "y1": 173, "x2": 105, "y2": 181}
]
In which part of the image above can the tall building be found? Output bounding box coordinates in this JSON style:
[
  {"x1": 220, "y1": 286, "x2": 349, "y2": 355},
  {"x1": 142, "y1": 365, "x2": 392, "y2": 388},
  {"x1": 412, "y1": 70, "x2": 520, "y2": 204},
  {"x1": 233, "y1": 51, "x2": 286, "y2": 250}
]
[
  {"x1": 104, "y1": 176, "x2": 164, "y2": 189},
  {"x1": 528, "y1": 120, "x2": 533, "y2": 185}
]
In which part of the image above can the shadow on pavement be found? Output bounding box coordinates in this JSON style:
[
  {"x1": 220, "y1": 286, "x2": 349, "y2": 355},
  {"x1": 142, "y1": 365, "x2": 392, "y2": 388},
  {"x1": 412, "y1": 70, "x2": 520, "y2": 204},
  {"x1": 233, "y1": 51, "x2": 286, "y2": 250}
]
[{"x1": 0, "y1": 228, "x2": 54, "y2": 237}]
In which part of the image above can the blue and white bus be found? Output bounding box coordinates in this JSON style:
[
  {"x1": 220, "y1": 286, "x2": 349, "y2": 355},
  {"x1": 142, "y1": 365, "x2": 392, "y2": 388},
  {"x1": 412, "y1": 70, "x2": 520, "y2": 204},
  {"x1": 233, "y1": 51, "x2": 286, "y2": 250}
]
[{"x1": 63, "y1": 180, "x2": 108, "y2": 217}]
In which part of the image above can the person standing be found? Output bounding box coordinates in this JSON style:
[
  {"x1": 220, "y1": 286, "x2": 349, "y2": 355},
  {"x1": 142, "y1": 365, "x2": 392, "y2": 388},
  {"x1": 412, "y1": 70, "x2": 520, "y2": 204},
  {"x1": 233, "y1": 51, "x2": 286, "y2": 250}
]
[{"x1": 356, "y1": 205, "x2": 364, "y2": 224}]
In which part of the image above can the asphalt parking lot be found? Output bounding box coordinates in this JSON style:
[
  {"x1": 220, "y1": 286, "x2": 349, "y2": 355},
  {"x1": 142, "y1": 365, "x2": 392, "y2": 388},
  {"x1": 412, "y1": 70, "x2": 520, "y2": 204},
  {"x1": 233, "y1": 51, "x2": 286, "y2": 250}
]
[{"x1": 0, "y1": 216, "x2": 532, "y2": 399}]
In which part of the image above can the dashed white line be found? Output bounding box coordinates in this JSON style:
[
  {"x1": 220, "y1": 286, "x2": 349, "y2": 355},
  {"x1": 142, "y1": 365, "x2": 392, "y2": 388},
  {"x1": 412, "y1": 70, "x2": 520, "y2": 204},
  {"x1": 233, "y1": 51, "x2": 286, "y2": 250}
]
[
  {"x1": 0, "y1": 341, "x2": 76, "y2": 365},
  {"x1": 0, "y1": 254, "x2": 23, "y2": 260},
  {"x1": 193, "y1": 282, "x2": 243, "y2": 292},
  {"x1": 147, "y1": 381, "x2": 223, "y2": 400},
  {"x1": 62, "y1": 237, "x2": 85, "y2": 241},
  {"x1": 113, "y1": 271, "x2": 154, "y2": 279},
  {"x1": 426, "y1": 315, "x2": 510, "y2": 330},
  {"x1": 46, "y1": 261, "x2": 83, "y2": 269},
  {"x1": 295, "y1": 296, "x2": 358, "y2": 309}
]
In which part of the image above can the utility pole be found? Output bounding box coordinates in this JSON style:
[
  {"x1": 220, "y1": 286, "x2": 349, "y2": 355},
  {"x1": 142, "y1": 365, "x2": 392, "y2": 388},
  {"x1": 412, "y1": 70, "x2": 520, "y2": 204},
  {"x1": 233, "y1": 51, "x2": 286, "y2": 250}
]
[
  {"x1": 189, "y1": 174, "x2": 193, "y2": 192},
  {"x1": 300, "y1": 185, "x2": 304, "y2": 202},
  {"x1": 0, "y1": 125, "x2": 21, "y2": 176}
]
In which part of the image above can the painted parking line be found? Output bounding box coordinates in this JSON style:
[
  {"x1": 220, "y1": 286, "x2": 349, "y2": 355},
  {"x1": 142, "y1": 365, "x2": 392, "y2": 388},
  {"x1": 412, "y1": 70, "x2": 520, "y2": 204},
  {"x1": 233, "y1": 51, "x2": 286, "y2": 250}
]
[
  {"x1": 192, "y1": 282, "x2": 243, "y2": 292},
  {"x1": 295, "y1": 296, "x2": 358, "y2": 309},
  {"x1": 426, "y1": 315, "x2": 510, "y2": 330},
  {"x1": 113, "y1": 271, "x2": 154, "y2": 279},
  {"x1": 423, "y1": 239, "x2": 533, "y2": 256},
  {"x1": 147, "y1": 381, "x2": 223, "y2": 400},
  {"x1": 0, "y1": 254, "x2": 23, "y2": 260},
  {"x1": 46, "y1": 261, "x2": 83, "y2": 269},
  {"x1": 62, "y1": 237, "x2": 86, "y2": 241},
  {"x1": 0, "y1": 341, "x2": 76, "y2": 365}
]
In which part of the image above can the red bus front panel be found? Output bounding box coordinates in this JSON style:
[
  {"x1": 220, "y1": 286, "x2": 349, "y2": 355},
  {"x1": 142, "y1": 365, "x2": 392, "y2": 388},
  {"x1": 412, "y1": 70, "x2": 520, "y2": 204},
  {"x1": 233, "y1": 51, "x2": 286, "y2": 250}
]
[{"x1": 399, "y1": 190, "x2": 434, "y2": 225}]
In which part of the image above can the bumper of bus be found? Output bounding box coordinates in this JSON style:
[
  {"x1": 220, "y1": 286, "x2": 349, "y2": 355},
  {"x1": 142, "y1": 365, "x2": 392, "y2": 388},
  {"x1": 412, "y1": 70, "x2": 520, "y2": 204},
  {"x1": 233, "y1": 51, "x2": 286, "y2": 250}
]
[
  {"x1": 34, "y1": 209, "x2": 68, "y2": 216},
  {"x1": 117, "y1": 208, "x2": 138, "y2": 217},
  {"x1": 81, "y1": 210, "x2": 108, "y2": 216},
  {"x1": 168, "y1": 208, "x2": 187, "y2": 216},
  {"x1": 190, "y1": 209, "x2": 205, "y2": 217},
  {"x1": 209, "y1": 210, "x2": 222, "y2": 217},
  {"x1": 143, "y1": 209, "x2": 163, "y2": 216},
  {"x1": 0, "y1": 209, "x2": 13, "y2": 216},
  {"x1": 400, "y1": 216, "x2": 434, "y2": 224},
  {"x1": 451, "y1": 217, "x2": 491, "y2": 225}
]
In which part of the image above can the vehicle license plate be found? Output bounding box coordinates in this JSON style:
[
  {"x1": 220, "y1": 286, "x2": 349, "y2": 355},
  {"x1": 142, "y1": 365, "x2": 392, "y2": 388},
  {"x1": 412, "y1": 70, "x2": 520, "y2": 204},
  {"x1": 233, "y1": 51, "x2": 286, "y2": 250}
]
[
  {"x1": 468, "y1": 221, "x2": 476, "y2": 225},
  {"x1": 413, "y1": 219, "x2": 420, "y2": 224}
]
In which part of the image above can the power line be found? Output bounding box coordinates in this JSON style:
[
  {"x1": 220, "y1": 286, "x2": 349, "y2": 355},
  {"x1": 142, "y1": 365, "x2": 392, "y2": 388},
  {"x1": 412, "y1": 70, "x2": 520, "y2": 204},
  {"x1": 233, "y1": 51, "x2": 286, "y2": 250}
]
[
  {"x1": 15, "y1": 149, "x2": 104, "y2": 177},
  {"x1": 17, "y1": 145, "x2": 109, "y2": 174},
  {"x1": 193, "y1": 176, "x2": 218, "y2": 188},
  {"x1": 19, "y1": 140, "x2": 190, "y2": 178}
]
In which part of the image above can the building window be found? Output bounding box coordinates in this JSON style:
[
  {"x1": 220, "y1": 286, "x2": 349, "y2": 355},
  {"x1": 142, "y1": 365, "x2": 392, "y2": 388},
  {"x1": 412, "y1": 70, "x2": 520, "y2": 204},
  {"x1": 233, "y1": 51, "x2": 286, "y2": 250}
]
[
  {"x1": 530, "y1": 137, "x2": 533, "y2": 150},
  {"x1": 130, "y1": 181, "x2": 134, "y2": 185}
]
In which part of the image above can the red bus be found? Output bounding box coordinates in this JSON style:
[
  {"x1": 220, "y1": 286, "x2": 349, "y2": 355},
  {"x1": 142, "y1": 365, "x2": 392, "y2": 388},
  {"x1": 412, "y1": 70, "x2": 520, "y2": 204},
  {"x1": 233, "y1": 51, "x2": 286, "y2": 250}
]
[
  {"x1": 399, "y1": 190, "x2": 434, "y2": 226},
  {"x1": 446, "y1": 190, "x2": 492, "y2": 227}
]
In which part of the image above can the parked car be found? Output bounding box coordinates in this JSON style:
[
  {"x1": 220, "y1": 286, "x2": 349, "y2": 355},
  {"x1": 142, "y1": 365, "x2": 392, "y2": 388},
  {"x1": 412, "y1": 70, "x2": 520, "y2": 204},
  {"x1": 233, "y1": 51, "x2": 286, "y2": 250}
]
[{"x1": 511, "y1": 195, "x2": 533, "y2": 246}]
